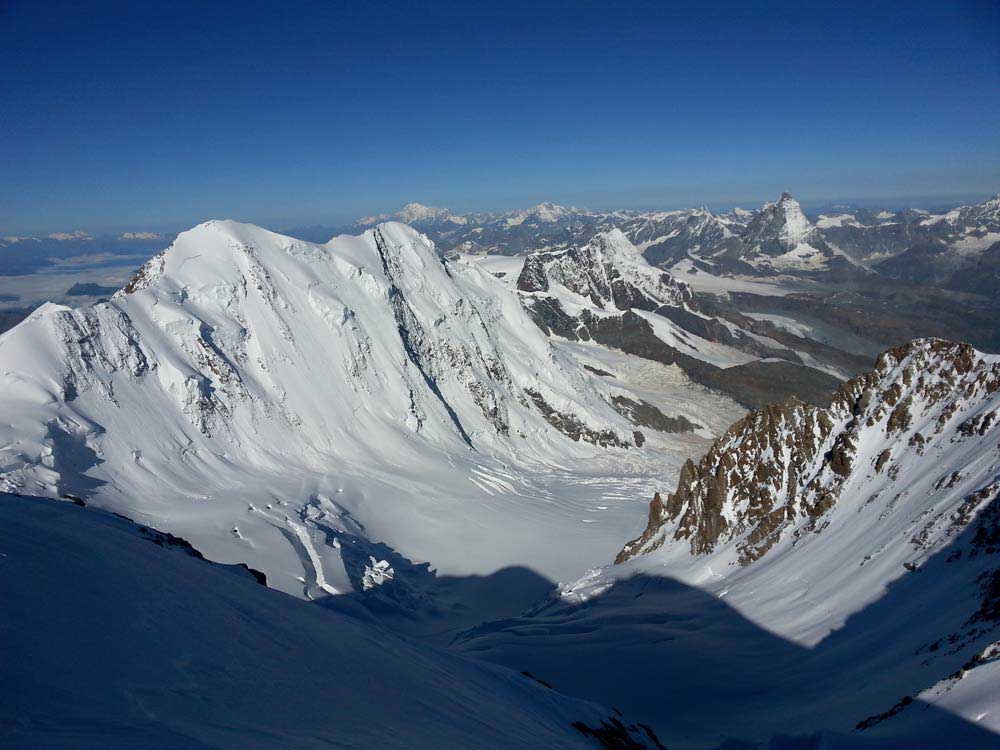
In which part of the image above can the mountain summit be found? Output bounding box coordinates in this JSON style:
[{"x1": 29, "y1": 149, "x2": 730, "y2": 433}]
[
  {"x1": 0, "y1": 219, "x2": 642, "y2": 595},
  {"x1": 516, "y1": 229, "x2": 692, "y2": 311}
]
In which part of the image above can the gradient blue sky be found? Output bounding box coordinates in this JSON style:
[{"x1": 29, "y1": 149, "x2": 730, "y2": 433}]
[{"x1": 1, "y1": 0, "x2": 998, "y2": 234}]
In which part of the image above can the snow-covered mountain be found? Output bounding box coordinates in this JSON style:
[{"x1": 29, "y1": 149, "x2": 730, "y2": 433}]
[
  {"x1": 620, "y1": 208, "x2": 741, "y2": 268},
  {"x1": 507, "y1": 229, "x2": 854, "y2": 409},
  {"x1": 734, "y1": 192, "x2": 847, "y2": 272},
  {"x1": 355, "y1": 202, "x2": 467, "y2": 226},
  {"x1": 516, "y1": 229, "x2": 693, "y2": 311},
  {"x1": 619, "y1": 338, "x2": 1000, "y2": 578},
  {"x1": 872, "y1": 195, "x2": 1000, "y2": 291},
  {"x1": 0, "y1": 492, "x2": 662, "y2": 750},
  {"x1": 0, "y1": 220, "x2": 663, "y2": 597},
  {"x1": 339, "y1": 193, "x2": 1000, "y2": 296},
  {"x1": 635, "y1": 192, "x2": 864, "y2": 280},
  {"x1": 4, "y1": 210, "x2": 999, "y2": 748},
  {"x1": 749, "y1": 194, "x2": 1000, "y2": 290},
  {"x1": 455, "y1": 338, "x2": 1000, "y2": 748},
  {"x1": 2, "y1": 218, "x2": 856, "y2": 606}
]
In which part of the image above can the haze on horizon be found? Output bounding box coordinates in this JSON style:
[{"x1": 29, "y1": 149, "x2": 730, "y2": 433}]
[{"x1": 1, "y1": 0, "x2": 998, "y2": 235}]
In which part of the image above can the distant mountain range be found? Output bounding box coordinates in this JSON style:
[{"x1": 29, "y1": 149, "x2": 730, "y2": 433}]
[
  {"x1": 342, "y1": 192, "x2": 1000, "y2": 292},
  {"x1": 4, "y1": 193, "x2": 998, "y2": 293}
]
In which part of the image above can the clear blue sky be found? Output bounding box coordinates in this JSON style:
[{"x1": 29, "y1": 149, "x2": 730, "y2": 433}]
[{"x1": 1, "y1": 0, "x2": 998, "y2": 234}]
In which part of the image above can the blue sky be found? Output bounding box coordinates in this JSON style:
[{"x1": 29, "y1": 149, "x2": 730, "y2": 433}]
[{"x1": 1, "y1": 0, "x2": 998, "y2": 234}]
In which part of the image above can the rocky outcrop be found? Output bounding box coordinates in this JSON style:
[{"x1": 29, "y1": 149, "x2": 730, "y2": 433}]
[
  {"x1": 525, "y1": 304, "x2": 840, "y2": 409},
  {"x1": 515, "y1": 227, "x2": 848, "y2": 408},
  {"x1": 516, "y1": 229, "x2": 692, "y2": 311},
  {"x1": 525, "y1": 389, "x2": 637, "y2": 448},
  {"x1": 617, "y1": 338, "x2": 1000, "y2": 565},
  {"x1": 610, "y1": 395, "x2": 700, "y2": 434}
]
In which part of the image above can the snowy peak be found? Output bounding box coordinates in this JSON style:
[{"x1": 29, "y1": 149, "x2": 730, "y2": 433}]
[
  {"x1": 959, "y1": 193, "x2": 1000, "y2": 228},
  {"x1": 726, "y1": 191, "x2": 857, "y2": 274},
  {"x1": 500, "y1": 202, "x2": 583, "y2": 227},
  {"x1": 516, "y1": 229, "x2": 692, "y2": 312},
  {"x1": 618, "y1": 337, "x2": 1000, "y2": 566},
  {"x1": 90, "y1": 219, "x2": 635, "y2": 458},
  {"x1": 0, "y1": 218, "x2": 648, "y2": 594},
  {"x1": 523, "y1": 202, "x2": 575, "y2": 222},
  {"x1": 395, "y1": 202, "x2": 454, "y2": 223},
  {"x1": 745, "y1": 191, "x2": 817, "y2": 249},
  {"x1": 353, "y1": 203, "x2": 462, "y2": 228}
]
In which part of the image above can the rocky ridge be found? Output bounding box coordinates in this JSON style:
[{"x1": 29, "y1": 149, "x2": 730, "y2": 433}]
[{"x1": 618, "y1": 338, "x2": 1000, "y2": 565}]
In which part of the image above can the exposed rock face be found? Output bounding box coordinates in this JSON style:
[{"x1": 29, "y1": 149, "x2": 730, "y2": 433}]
[
  {"x1": 617, "y1": 338, "x2": 1000, "y2": 565},
  {"x1": 0, "y1": 220, "x2": 644, "y2": 597},
  {"x1": 515, "y1": 229, "x2": 846, "y2": 408},
  {"x1": 742, "y1": 192, "x2": 819, "y2": 255},
  {"x1": 516, "y1": 229, "x2": 692, "y2": 311},
  {"x1": 526, "y1": 304, "x2": 841, "y2": 409},
  {"x1": 610, "y1": 395, "x2": 700, "y2": 434},
  {"x1": 525, "y1": 388, "x2": 637, "y2": 448},
  {"x1": 634, "y1": 208, "x2": 738, "y2": 268}
]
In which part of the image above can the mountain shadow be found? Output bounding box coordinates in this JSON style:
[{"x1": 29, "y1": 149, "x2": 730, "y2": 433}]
[
  {"x1": 0, "y1": 493, "x2": 661, "y2": 750},
  {"x1": 317, "y1": 529, "x2": 557, "y2": 644},
  {"x1": 450, "y1": 497, "x2": 1000, "y2": 749},
  {"x1": 45, "y1": 421, "x2": 107, "y2": 501}
]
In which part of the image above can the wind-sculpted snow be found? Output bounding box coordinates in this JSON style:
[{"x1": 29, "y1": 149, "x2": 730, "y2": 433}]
[{"x1": 0, "y1": 220, "x2": 654, "y2": 596}]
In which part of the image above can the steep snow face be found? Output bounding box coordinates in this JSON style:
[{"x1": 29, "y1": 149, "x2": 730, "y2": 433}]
[
  {"x1": 516, "y1": 229, "x2": 692, "y2": 312},
  {"x1": 0, "y1": 220, "x2": 649, "y2": 595},
  {"x1": 456, "y1": 339, "x2": 1000, "y2": 747},
  {"x1": 0, "y1": 493, "x2": 657, "y2": 750},
  {"x1": 616, "y1": 338, "x2": 1000, "y2": 640}
]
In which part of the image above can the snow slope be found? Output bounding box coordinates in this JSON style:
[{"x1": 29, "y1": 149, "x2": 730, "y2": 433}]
[
  {"x1": 0, "y1": 493, "x2": 661, "y2": 750},
  {"x1": 0, "y1": 220, "x2": 664, "y2": 597},
  {"x1": 457, "y1": 339, "x2": 1000, "y2": 748},
  {"x1": 616, "y1": 338, "x2": 1000, "y2": 640}
]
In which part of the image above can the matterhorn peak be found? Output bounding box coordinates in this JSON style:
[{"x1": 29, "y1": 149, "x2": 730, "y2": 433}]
[{"x1": 743, "y1": 191, "x2": 817, "y2": 250}]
